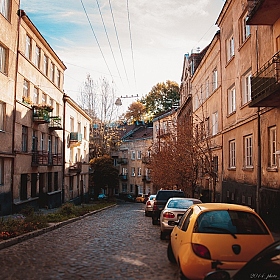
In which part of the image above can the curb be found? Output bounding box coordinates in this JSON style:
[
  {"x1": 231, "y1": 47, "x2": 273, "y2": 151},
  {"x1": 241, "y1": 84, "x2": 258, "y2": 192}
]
[{"x1": 0, "y1": 204, "x2": 116, "y2": 251}]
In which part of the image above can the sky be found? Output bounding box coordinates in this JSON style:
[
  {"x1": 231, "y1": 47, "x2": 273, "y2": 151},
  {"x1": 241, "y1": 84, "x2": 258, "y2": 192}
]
[{"x1": 20, "y1": 0, "x2": 225, "y2": 114}]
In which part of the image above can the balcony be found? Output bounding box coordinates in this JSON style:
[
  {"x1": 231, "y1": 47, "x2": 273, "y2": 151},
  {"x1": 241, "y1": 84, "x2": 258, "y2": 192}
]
[
  {"x1": 117, "y1": 158, "x2": 128, "y2": 165},
  {"x1": 119, "y1": 174, "x2": 128, "y2": 181},
  {"x1": 69, "y1": 132, "x2": 82, "y2": 147},
  {"x1": 33, "y1": 105, "x2": 52, "y2": 123},
  {"x1": 247, "y1": 0, "x2": 280, "y2": 25},
  {"x1": 142, "y1": 175, "x2": 151, "y2": 182},
  {"x1": 249, "y1": 51, "x2": 280, "y2": 107},
  {"x1": 69, "y1": 162, "x2": 82, "y2": 173},
  {"x1": 49, "y1": 116, "x2": 62, "y2": 130},
  {"x1": 32, "y1": 151, "x2": 62, "y2": 166}
]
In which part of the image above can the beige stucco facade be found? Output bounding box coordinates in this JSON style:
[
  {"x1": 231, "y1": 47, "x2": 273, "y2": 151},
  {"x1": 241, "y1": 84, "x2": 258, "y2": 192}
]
[{"x1": 64, "y1": 95, "x2": 91, "y2": 203}]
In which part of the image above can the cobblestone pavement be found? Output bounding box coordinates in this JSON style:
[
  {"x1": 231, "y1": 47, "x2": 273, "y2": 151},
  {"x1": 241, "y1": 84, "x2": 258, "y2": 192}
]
[{"x1": 0, "y1": 202, "x2": 180, "y2": 280}]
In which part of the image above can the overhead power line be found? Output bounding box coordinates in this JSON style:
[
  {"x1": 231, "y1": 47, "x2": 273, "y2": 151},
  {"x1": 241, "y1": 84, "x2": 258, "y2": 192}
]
[
  {"x1": 126, "y1": 0, "x2": 137, "y2": 93},
  {"x1": 108, "y1": 0, "x2": 130, "y2": 89},
  {"x1": 95, "y1": 0, "x2": 124, "y2": 87},
  {"x1": 80, "y1": 0, "x2": 114, "y2": 80}
]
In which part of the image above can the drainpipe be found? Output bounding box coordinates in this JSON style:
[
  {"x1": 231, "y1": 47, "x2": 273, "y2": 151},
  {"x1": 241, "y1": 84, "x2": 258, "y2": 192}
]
[
  {"x1": 62, "y1": 93, "x2": 66, "y2": 203},
  {"x1": 256, "y1": 27, "x2": 261, "y2": 214},
  {"x1": 11, "y1": 8, "x2": 24, "y2": 213}
]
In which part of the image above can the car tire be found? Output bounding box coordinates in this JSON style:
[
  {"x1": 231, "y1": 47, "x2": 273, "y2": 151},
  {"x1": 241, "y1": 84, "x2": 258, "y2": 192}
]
[
  {"x1": 152, "y1": 217, "x2": 158, "y2": 225},
  {"x1": 145, "y1": 211, "x2": 148, "y2": 217},
  {"x1": 167, "y1": 242, "x2": 176, "y2": 263},
  {"x1": 160, "y1": 231, "x2": 167, "y2": 240}
]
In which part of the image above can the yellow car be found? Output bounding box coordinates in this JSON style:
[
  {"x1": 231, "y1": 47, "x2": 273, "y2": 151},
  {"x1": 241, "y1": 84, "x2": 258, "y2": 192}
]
[
  {"x1": 135, "y1": 194, "x2": 145, "y2": 203},
  {"x1": 167, "y1": 203, "x2": 274, "y2": 280}
]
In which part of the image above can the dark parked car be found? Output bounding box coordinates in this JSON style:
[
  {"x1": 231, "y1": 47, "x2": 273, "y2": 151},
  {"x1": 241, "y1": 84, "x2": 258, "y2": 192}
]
[
  {"x1": 204, "y1": 239, "x2": 280, "y2": 280},
  {"x1": 152, "y1": 189, "x2": 185, "y2": 225}
]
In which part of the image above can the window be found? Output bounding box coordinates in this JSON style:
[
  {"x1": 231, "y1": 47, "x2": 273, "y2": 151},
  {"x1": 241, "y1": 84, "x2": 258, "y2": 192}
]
[
  {"x1": 242, "y1": 70, "x2": 252, "y2": 105},
  {"x1": 54, "y1": 172, "x2": 58, "y2": 191},
  {"x1": 227, "y1": 35, "x2": 235, "y2": 60},
  {"x1": 0, "y1": 0, "x2": 9, "y2": 19},
  {"x1": 131, "y1": 167, "x2": 135, "y2": 177},
  {"x1": 205, "y1": 78, "x2": 209, "y2": 98},
  {"x1": 244, "y1": 135, "x2": 253, "y2": 168},
  {"x1": 42, "y1": 93, "x2": 46, "y2": 104},
  {"x1": 40, "y1": 133, "x2": 45, "y2": 151},
  {"x1": 229, "y1": 140, "x2": 236, "y2": 168},
  {"x1": 241, "y1": 15, "x2": 251, "y2": 43},
  {"x1": 137, "y1": 167, "x2": 141, "y2": 176},
  {"x1": 0, "y1": 101, "x2": 5, "y2": 131},
  {"x1": 56, "y1": 70, "x2": 61, "y2": 87},
  {"x1": 122, "y1": 167, "x2": 127, "y2": 175},
  {"x1": 131, "y1": 151, "x2": 136, "y2": 160},
  {"x1": 50, "y1": 62, "x2": 55, "y2": 82},
  {"x1": 43, "y1": 54, "x2": 48, "y2": 76},
  {"x1": 22, "y1": 126, "x2": 28, "y2": 152},
  {"x1": 268, "y1": 126, "x2": 277, "y2": 168},
  {"x1": 54, "y1": 137, "x2": 58, "y2": 154},
  {"x1": 212, "y1": 68, "x2": 218, "y2": 91},
  {"x1": 25, "y1": 35, "x2": 31, "y2": 59},
  {"x1": 213, "y1": 156, "x2": 218, "y2": 174},
  {"x1": 0, "y1": 158, "x2": 3, "y2": 185},
  {"x1": 137, "y1": 150, "x2": 142, "y2": 159},
  {"x1": 228, "y1": 86, "x2": 236, "y2": 114},
  {"x1": 23, "y1": 79, "x2": 29, "y2": 98},
  {"x1": 34, "y1": 45, "x2": 40, "y2": 68},
  {"x1": 32, "y1": 130, "x2": 38, "y2": 152},
  {"x1": 33, "y1": 87, "x2": 39, "y2": 104},
  {"x1": 0, "y1": 44, "x2": 7, "y2": 74},
  {"x1": 84, "y1": 126, "x2": 87, "y2": 140},
  {"x1": 212, "y1": 112, "x2": 218, "y2": 135}
]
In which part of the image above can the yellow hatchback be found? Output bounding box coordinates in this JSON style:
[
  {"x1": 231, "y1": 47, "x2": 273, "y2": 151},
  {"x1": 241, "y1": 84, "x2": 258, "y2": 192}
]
[{"x1": 168, "y1": 203, "x2": 274, "y2": 280}]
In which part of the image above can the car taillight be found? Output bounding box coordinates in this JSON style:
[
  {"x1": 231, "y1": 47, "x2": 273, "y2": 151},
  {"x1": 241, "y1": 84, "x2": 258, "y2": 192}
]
[
  {"x1": 147, "y1": 201, "x2": 151, "y2": 206},
  {"x1": 163, "y1": 212, "x2": 175, "y2": 219},
  {"x1": 153, "y1": 202, "x2": 158, "y2": 210},
  {"x1": 192, "y1": 243, "x2": 211, "y2": 259}
]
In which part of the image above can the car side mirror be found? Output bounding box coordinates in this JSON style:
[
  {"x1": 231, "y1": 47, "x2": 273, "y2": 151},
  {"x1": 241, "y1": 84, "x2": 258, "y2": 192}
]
[{"x1": 204, "y1": 271, "x2": 230, "y2": 280}]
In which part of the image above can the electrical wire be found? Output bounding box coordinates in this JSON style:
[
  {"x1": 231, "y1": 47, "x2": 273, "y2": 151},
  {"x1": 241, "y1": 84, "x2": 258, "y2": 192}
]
[
  {"x1": 80, "y1": 0, "x2": 114, "y2": 81},
  {"x1": 95, "y1": 0, "x2": 124, "y2": 87},
  {"x1": 108, "y1": 0, "x2": 130, "y2": 89},
  {"x1": 126, "y1": 0, "x2": 137, "y2": 93}
]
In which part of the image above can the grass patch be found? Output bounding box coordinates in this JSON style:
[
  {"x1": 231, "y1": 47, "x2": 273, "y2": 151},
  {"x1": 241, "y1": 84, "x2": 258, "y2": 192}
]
[{"x1": 0, "y1": 202, "x2": 114, "y2": 241}]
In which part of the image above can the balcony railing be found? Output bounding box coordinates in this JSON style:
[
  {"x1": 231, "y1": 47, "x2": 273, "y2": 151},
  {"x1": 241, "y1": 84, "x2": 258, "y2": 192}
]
[
  {"x1": 33, "y1": 106, "x2": 52, "y2": 123},
  {"x1": 32, "y1": 151, "x2": 62, "y2": 166},
  {"x1": 69, "y1": 162, "x2": 82, "y2": 173},
  {"x1": 247, "y1": 0, "x2": 280, "y2": 25},
  {"x1": 119, "y1": 174, "x2": 128, "y2": 181},
  {"x1": 69, "y1": 132, "x2": 82, "y2": 146},
  {"x1": 117, "y1": 158, "x2": 128, "y2": 165},
  {"x1": 249, "y1": 51, "x2": 280, "y2": 107},
  {"x1": 49, "y1": 116, "x2": 62, "y2": 130}
]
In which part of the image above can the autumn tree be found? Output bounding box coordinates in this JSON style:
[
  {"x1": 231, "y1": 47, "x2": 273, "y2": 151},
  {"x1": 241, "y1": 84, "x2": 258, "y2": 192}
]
[
  {"x1": 89, "y1": 155, "x2": 119, "y2": 199},
  {"x1": 141, "y1": 80, "x2": 180, "y2": 119},
  {"x1": 124, "y1": 101, "x2": 146, "y2": 123}
]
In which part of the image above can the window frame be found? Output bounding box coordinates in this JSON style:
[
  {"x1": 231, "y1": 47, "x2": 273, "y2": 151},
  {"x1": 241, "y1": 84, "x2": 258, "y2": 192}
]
[
  {"x1": 25, "y1": 34, "x2": 31, "y2": 60},
  {"x1": 131, "y1": 167, "x2": 135, "y2": 177},
  {"x1": 0, "y1": 0, "x2": 10, "y2": 20},
  {"x1": 229, "y1": 140, "x2": 236, "y2": 168},
  {"x1": 0, "y1": 44, "x2": 7, "y2": 74},
  {"x1": 228, "y1": 85, "x2": 236, "y2": 114},
  {"x1": 244, "y1": 134, "x2": 253, "y2": 168},
  {"x1": 212, "y1": 68, "x2": 218, "y2": 92},
  {"x1": 227, "y1": 34, "x2": 235, "y2": 61},
  {"x1": 0, "y1": 101, "x2": 5, "y2": 131},
  {"x1": 242, "y1": 70, "x2": 252, "y2": 105},
  {"x1": 34, "y1": 45, "x2": 40, "y2": 68},
  {"x1": 268, "y1": 126, "x2": 277, "y2": 168},
  {"x1": 212, "y1": 111, "x2": 218, "y2": 136}
]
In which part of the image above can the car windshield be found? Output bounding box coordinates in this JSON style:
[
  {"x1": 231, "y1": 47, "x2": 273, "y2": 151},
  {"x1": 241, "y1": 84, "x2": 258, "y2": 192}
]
[
  {"x1": 156, "y1": 191, "x2": 185, "y2": 200},
  {"x1": 167, "y1": 200, "x2": 194, "y2": 209},
  {"x1": 150, "y1": 196, "x2": 156, "y2": 200},
  {"x1": 194, "y1": 210, "x2": 269, "y2": 235}
]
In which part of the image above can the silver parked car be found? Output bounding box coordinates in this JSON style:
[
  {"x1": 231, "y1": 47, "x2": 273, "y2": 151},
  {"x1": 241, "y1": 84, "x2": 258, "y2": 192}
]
[
  {"x1": 159, "y1": 197, "x2": 202, "y2": 239},
  {"x1": 144, "y1": 195, "x2": 156, "y2": 216}
]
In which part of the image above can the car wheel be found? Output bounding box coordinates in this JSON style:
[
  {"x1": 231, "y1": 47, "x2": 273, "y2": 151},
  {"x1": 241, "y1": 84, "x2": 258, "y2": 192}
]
[
  {"x1": 160, "y1": 231, "x2": 167, "y2": 240},
  {"x1": 145, "y1": 211, "x2": 148, "y2": 217},
  {"x1": 179, "y1": 269, "x2": 189, "y2": 280},
  {"x1": 152, "y1": 217, "x2": 158, "y2": 225},
  {"x1": 167, "y1": 242, "x2": 176, "y2": 263}
]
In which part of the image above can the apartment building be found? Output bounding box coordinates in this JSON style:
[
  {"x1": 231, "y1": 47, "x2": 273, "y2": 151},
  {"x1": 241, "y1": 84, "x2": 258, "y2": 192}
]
[
  {"x1": 12, "y1": 10, "x2": 66, "y2": 212},
  {"x1": 64, "y1": 95, "x2": 91, "y2": 204},
  {"x1": 0, "y1": 0, "x2": 19, "y2": 215},
  {"x1": 178, "y1": 0, "x2": 280, "y2": 229},
  {"x1": 118, "y1": 122, "x2": 153, "y2": 196}
]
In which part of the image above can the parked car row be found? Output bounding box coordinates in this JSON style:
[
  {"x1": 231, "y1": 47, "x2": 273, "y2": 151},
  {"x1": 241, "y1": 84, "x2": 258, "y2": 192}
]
[{"x1": 144, "y1": 190, "x2": 279, "y2": 280}]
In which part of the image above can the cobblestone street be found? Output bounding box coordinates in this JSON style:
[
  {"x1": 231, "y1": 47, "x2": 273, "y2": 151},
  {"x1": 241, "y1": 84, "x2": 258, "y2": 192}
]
[{"x1": 0, "y1": 202, "x2": 179, "y2": 280}]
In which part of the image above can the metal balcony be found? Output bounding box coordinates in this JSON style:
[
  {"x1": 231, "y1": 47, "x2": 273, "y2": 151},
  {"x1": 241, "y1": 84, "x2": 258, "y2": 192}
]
[
  {"x1": 69, "y1": 132, "x2": 82, "y2": 146},
  {"x1": 119, "y1": 174, "x2": 128, "y2": 181},
  {"x1": 33, "y1": 106, "x2": 52, "y2": 123},
  {"x1": 249, "y1": 51, "x2": 280, "y2": 107},
  {"x1": 49, "y1": 116, "x2": 62, "y2": 130},
  {"x1": 117, "y1": 158, "x2": 128, "y2": 165},
  {"x1": 32, "y1": 151, "x2": 62, "y2": 166},
  {"x1": 69, "y1": 162, "x2": 82, "y2": 173},
  {"x1": 247, "y1": 0, "x2": 280, "y2": 25}
]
